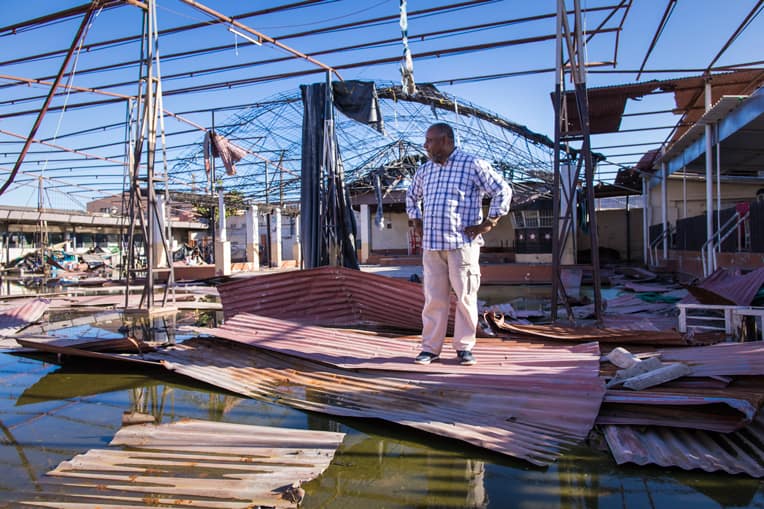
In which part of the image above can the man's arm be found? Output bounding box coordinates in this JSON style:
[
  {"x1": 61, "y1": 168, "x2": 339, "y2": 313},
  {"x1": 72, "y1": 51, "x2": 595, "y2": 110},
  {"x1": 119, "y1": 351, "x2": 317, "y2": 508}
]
[{"x1": 464, "y1": 160, "x2": 512, "y2": 238}]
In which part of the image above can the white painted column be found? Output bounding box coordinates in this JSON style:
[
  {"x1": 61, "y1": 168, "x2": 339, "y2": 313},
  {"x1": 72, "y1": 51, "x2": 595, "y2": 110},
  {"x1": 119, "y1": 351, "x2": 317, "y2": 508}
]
[
  {"x1": 359, "y1": 203, "x2": 370, "y2": 263},
  {"x1": 270, "y1": 207, "x2": 282, "y2": 268},
  {"x1": 214, "y1": 186, "x2": 231, "y2": 276},
  {"x1": 152, "y1": 195, "x2": 167, "y2": 268},
  {"x1": 292, "y1": 214, "x2": 302, "y2": 268},
  {"x1": 217, "y1": 188, "x2": 226, "y2": 242},
  {"x1": 245, "y1": 204, "x2": 259, "y2": 271}
]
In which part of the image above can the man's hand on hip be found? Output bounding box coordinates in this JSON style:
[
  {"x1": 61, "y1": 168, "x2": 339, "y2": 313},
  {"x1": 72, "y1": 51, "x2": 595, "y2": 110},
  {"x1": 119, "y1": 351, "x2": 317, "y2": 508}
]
[{"x1": 464, "y1": 218, "x2": 496, "y2": 240}]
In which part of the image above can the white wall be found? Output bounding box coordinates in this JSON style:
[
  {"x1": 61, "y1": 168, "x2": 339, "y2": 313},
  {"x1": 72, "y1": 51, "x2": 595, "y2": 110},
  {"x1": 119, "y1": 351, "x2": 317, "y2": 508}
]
[{"x1": 226, "y1": 212, "x2": 297, "y2": 262}]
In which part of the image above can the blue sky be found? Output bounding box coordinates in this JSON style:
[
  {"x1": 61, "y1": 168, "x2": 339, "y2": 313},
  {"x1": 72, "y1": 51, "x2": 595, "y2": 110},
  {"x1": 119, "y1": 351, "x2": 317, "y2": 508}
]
[{"x1": 0, "y1": 0, "x2": 761, "y2": 209}]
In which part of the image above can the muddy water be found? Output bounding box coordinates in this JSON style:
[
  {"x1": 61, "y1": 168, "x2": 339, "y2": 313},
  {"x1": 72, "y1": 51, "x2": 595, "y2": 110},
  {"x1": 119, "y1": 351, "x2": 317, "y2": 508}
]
[{"x1": 1, "y1": 351, "x2": 764, "y2": 508}]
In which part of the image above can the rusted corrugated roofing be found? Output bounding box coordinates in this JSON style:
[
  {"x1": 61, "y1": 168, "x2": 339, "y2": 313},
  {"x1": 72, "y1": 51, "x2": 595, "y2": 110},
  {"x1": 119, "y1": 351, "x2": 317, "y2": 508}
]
[
  {"x1": 683, "y1": 266, "x2": 764, "y2": 306},
  {"x1": 18, "y1": 314, "x2": 605, "y2": 466},
  {"x1": 23, "y1": 419, "x2": 343, "y2": 507},
  {"x1": 0, "y1": 297, "x2": 49, "y2": 337},
  {"x1": 561, "y1": 70, "x2": 764, "y2": 139},
  {"x1": 194, "y1": 312, "x2": 600, "y2": 374},
  {"x1": 485, "y1": 313, "x2": 724, "y2": 345},
  {"x1": 603, "y1": 411, "x2": 764, "y2": 477},
  {"x1": 217, "y1": 266, "x2": 455, "y2": 332},
  {"x1": 153, "y1": 326, "x2": 605, "y2": 467},
  {"x1": 658, "y1": 341, "x2": 764, "y2": 377},
  {"x1": 598, "y1": 386, "x2": 764, "y2": 433}
]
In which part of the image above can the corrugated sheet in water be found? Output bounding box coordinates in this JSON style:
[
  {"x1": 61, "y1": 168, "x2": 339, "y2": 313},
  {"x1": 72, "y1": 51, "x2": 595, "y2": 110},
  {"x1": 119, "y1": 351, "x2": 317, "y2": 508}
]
[
  {"x1": 25, "y1": 419, "x2": 343, "y2": 507},
  {"x1": 0, "y1": 298, "x2": 49, "y2": 337},
  {"x1": 599, "y1": 386, "x2": 764, "y2": 432},
  {"x1": 182, "y1": 314, "x2": 605, "y2": 466},
  {"x1": 216, "y1": 266, "x2": 455, "y2": 331},
  {"x1": 603, "y1": 411, "x2": 764, "y2": 477}
]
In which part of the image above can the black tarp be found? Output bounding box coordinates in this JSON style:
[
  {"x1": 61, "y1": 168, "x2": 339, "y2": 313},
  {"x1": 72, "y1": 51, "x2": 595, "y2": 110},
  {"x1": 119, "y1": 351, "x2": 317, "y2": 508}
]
[
  {"x1": 300, "y1": 81, "x2": 360, "y2": 270},
  {"x1": 332, "y1": 80, "x2": 384, "y2": 134}
]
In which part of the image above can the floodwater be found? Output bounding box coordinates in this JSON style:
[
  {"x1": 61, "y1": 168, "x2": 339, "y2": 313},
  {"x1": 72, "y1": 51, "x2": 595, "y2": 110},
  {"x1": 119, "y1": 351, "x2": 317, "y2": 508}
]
[{"x1": 1, "y1": 283, "x2": 764, "y2": 507}]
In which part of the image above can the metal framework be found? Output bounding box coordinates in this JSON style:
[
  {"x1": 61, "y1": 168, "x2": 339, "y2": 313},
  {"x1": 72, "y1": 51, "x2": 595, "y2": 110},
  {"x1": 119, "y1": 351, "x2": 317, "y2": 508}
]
[
  {"x1": 551, "y1": 0, "x2": 603, "y2": 322},
  {"x1": 124, "y1": 0, "x2": 175, "y2": 313}
]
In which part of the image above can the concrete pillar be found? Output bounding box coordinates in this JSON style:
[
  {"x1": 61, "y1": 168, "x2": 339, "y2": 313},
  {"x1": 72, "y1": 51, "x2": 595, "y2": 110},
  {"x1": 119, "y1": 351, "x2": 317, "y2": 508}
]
[
  {"x1": 214, "y1": 187, "x2": 231, "y2": 276},
  {"x1": 154, "y1": 195, "x2": 169, "y2": 268},
  {"x1": 245, "y1": 204, "x2": 259, "y2": 271},
  {"x1": 217, "y1": 188, "x2": 227, "y2": 242},
  {"x1": 270, "y1": 207, "x2": 282, "y2": 268},
  {"x1": 292, "y1": 214, "x2": 302, "y2": 268},
  {"x1": 359, "y1": 203, "x2": 370, "y2": 263}
]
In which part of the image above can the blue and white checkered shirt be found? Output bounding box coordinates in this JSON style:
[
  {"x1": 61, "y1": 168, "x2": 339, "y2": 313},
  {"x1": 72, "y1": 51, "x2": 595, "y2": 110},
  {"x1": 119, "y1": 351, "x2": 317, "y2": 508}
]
[{"x1": 406, "y1": 148, "x2": 512, "y2": 251}]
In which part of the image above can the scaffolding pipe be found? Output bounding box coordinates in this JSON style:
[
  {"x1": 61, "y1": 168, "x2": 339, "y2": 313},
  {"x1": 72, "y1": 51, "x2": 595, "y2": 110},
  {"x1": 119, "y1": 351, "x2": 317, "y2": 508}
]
[
  {"x1": 661, "y1": 159, "x2": 668, "y2": 260},
  {"x1": 704, "y1": 79, "x2": 714, "y2": 272}
]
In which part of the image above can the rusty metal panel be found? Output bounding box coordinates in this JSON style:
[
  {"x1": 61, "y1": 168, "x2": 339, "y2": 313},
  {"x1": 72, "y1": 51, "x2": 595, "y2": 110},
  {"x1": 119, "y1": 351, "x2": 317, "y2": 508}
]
[
  {"x1": 149, "y1": 330, "x2": 605, "y2": 467},
  {"x1": 603, "y1": 411, "x2": 764, "y2": 477},
  {"x1": 216, "y1": 266, "x2": 455, "y2": 332},
  {"x1": 22, "y1": 419, "x2": 343, "y2": 507},
  {"x1": 684, "y1": 266, "x2": 764, "y2": 305},
  {"x1": 485, "y1": 313, "x2": 723, "y2": 345},
  {"x1": 0, "y1": 297, "x2": 49, "y2": 337},
  {"x1": 659, "y1": 341, "x2": 764, "y2": 377},
  {"x1": 598, "y1": 386, "x2": 764, "y2": 432}
]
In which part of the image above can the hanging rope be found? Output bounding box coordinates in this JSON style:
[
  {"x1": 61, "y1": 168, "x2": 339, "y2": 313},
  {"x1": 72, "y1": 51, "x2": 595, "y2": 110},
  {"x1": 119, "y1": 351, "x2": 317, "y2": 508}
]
[{"x1": 399, "y1": 0, "x2": 416, "y2": 95}]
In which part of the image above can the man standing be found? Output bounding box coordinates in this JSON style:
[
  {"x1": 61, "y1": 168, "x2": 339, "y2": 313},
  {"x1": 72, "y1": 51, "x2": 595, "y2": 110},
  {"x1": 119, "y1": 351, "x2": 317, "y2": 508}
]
[{"x1": 406, "y1": 123, "x2": 512, "y2": 366}]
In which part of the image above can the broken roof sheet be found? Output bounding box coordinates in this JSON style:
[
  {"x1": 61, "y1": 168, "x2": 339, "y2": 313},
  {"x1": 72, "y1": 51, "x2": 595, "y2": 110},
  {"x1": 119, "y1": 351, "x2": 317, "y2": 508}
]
[
  {"x1": 485, "y1": 313, "x2": 723, "y2": 346},
  {"x1": 0, "y1": 297, "x2": 49, "y2": 338},
  {"x1": 603, "y1": 411, "x2": 764, "y2": 477},
  {"x1": 561, "y1": 70, "x2": 764, "y2": 138},
  {"x1": 17, "y1": 313, "x2": 605, "y2": 467},
  {"x1": 23, "y1": 419, "x2": 344, "y2": 508},
  {"x1": 217, "y1": 266, "x2": 455, "y2": 333},
  {"x1": 151, "y1": 334, "x2": 604, "y2": 467},
  {"x1": 658, "y1": 341, "x2": 764, "y2": 377},
  {"x1": 682, "y1": 266, "x2": 764, "y2": 306},
  {"x1": 599, "y1": 385, "x2": 764, "y2": 433}
]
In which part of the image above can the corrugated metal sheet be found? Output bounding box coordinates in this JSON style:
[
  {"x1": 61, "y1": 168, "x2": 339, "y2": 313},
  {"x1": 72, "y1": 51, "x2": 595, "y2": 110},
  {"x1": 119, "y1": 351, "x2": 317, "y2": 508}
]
[
  {"x1": 603, "y1": 411, "x2": 764, "y2": 477},
  {"x1": 683, "y1": 266, "x2": 764, "y2": 305},
  {"x1": 485, "y1": 313, "x2": 724, "y2": 345},
  {"x1": 195, "y1": 312, "x2": 601, "y2": 374},
  {"x1": 22, "y1": 419, "x2": 343, "y2": 508},
  {"x1": 659, "y1": 341, "x2": 764, "y2": 377},
  {"x1": 599, "y1": 386, "x2": 764, "y2": 432},
  {"x1": 217, "y1": 266, "x2": 456, "y2": 332},
  {"x1": 149, "y1": 334, "x2": 604, "y2": 467},
  {"x1": 0, "y1": 297, "x2": 49, "y2": 337},
  {"x1": 17, "y1": 317, "x2": 605, "y2": 466}
]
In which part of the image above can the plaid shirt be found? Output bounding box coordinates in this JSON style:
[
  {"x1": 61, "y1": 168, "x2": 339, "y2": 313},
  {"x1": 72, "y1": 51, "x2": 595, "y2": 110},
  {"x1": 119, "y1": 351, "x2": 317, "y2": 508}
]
[{"x1": 406, "y1": 148, "x2": 512, "y2": 251}]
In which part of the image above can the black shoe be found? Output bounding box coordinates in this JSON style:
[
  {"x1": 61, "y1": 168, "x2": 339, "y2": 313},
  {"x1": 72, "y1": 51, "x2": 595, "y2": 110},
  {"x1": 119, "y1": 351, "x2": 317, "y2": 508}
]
[
  {"x1": 457, "y1": 350, "x2": 476, "y2": 366},
  {"x1": 414, "y1": 351, "x2": 440, "y2": 365}
]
